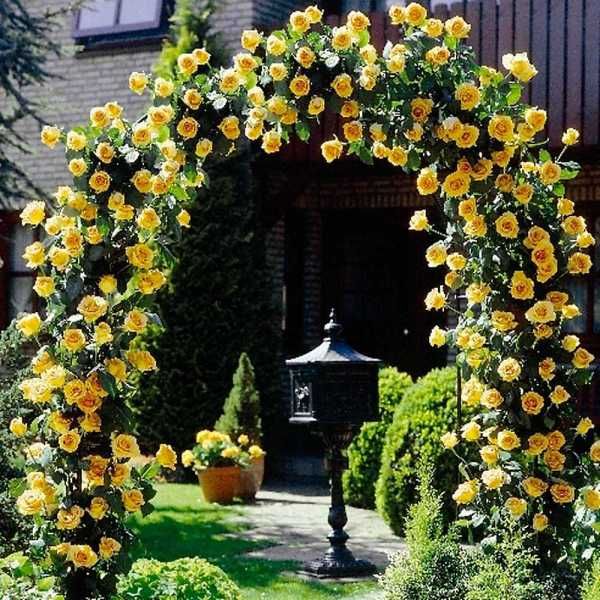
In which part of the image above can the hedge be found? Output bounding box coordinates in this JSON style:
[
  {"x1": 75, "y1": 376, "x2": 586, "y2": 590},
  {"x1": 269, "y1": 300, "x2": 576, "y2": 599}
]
[{"x1": 343, "y1": 367, "x2": 412, "y2": 509}]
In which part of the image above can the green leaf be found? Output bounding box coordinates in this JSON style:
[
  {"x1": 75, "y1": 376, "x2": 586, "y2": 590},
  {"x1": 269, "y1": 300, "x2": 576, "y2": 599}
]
[
  {"x1": 36, "y1": 577, "x2": 56, "y2": 592},
  {"x1": 357, "y1": 29, "x2": 370, "y2": 48},
  {"x1": 295, "y1": 121, "x2": 311, "y2": 142},
  {"x1": 156, "y1": 126, "x2": 170, "y2": 143},
  {"x1": 8, "y1": 478, "x2": 26, "y2": 498},
  {"x1": 539, "y1": 149, "x2": 551, "y2": 163},
  {"x1": 506, "y1": 83, "x2": 522, "y2": 105},
  {"x1": 560, "y1": 168, "x2": 579, "y2": 180}
]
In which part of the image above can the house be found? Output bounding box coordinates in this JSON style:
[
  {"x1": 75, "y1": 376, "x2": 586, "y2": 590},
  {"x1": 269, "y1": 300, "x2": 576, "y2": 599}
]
[{"x1": 2, "y1": 1, "x2": 599, "y2": 471}]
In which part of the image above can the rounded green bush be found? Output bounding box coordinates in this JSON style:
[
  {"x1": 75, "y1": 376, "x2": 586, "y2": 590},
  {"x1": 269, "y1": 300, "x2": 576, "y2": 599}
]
[
  {"x1": 343, "y1": 367, "x2": 412, "y2": 509},
  {"x1": 375, "y1": 367, "x2": 467, "y2": 536},
  {"x1": 115, "y1": 558, "x2": 241, "y2": 600}
]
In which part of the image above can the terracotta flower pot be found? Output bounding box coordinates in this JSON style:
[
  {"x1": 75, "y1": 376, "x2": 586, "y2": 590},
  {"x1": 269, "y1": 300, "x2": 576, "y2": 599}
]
[
  {"x1": 198, "y1": 466, "x2": 241, "y2": 504},
  {"x1": 237, "y1": 456, "x2": 265, "y2": 501}
]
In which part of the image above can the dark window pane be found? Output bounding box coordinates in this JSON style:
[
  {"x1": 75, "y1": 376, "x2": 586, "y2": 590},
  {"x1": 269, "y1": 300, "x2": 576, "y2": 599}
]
[
  {"x1": 119, "y1": 0, "x2": 161, "y2": 25},
  {"x1": 9, "y1": 226, "x2": 34, "y2": 272},
  {"x1": 78, "y1": 0, "x2": 118, "y2": 30},
  {"x1": 593, "y1": 216, "x2": 600, "y2": 332},
  {"x1": 9, "y1": 277, "x2": 33, "y2": 321},
  {"x1": 566, "y1": 279, "x2": 588, "y2": 334}
]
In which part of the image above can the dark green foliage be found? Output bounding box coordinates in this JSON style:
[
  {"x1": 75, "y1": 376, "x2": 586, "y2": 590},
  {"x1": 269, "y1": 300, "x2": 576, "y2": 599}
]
[
  {"x1": 0, "y1": 322, "x2": 35, "y2": 555},
  {"x1": 215, "y1": 353, "x2": 262, "y2": 444},
  {"x1": 343, "y1": 367, "x2": 412, "y2": 508},
  {"x1": 135, "y1": 152, "x2": 279, "y2": 456},
  {"x1": 153, "y1": 0, "x2": 227, "y2": 78},
  {"x1": 115, "y1": 558, "x2": 242, "y2": 600},
  {"x1": 376, "y1": 367, "x2": 468, "y2": 535},
  {"x1": 0, "y1": 0, "x2": 67, "y2": 205},
  {"x1": 380, "y1": 465, "x2": 472, "y2": 600}
]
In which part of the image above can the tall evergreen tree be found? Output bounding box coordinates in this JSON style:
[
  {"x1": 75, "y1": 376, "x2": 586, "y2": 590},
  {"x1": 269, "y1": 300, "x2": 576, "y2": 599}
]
[
  {"x1": 215, "y1": 353, "x2": 263, "y2": 444},
  {"x1": 0, "y1": 0, "x2": 70, "y2": 205}
]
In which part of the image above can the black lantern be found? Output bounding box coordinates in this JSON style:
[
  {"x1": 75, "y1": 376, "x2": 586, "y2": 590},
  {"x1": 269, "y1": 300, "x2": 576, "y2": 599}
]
[{"x1": 286, "y1": 309, "x2": 381, "y2": 578}]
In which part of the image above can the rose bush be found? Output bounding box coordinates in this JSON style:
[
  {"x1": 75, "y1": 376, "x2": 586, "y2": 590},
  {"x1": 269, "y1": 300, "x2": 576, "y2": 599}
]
[{"x1": 9, "y1": 2, "x2": 599, "y2": 596}]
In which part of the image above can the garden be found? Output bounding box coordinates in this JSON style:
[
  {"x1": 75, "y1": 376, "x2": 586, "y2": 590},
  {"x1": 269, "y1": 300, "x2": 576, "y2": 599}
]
[{"x1": 1, "y1": 1, "x2": 599, "y2": 599}]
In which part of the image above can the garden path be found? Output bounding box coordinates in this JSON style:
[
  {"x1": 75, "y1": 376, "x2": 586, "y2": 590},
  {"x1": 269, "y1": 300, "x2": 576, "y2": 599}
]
[{"x1": 229, "y1": 482, "x2": 406, "y2": 575}]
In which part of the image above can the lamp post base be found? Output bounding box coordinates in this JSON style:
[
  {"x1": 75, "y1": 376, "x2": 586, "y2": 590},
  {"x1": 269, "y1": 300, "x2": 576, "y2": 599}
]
[{"x1": 304, "y1": 547, "x2": 377, "y2": 578}]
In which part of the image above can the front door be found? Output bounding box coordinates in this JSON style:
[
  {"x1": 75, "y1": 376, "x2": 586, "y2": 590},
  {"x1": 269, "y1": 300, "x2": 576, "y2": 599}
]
[{"x1": 322, "y1": 208, "x2": 445, "y2": 377}]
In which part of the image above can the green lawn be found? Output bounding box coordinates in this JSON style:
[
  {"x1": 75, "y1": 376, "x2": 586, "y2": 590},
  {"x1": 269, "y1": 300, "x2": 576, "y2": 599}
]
[{"x1": 128, "y1": 483, "x2": 378, "y2": 600}]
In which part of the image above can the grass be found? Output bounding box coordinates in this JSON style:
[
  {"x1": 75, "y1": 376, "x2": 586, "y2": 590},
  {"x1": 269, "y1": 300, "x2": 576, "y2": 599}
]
[{"x1": 128, "y1": 483, "x2": 379, "y2": 599}]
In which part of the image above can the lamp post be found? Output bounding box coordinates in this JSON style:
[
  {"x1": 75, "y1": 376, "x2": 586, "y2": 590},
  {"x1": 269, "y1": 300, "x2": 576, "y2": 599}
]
[{"x1": 286, "y1": 309, "x2": 381, "y2": 577}]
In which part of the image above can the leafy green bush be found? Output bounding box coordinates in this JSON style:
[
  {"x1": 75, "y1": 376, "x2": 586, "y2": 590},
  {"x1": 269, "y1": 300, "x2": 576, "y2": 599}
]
[
  {"x1": 376, "y1": 367, "x2": 467, "y2": 535},
  {"x1": 135, "y1": 152, "x2": 279, "y2": 457},
  {"x1": 0, "y1": 552, "x2": 62, "y2": 600},
  {"x1": 115, "y1": 558, "x2": 241, "y2": 600},
  {"x1": 0, "y1": 322, "x2": 35, "y2": 555},
  {"x1": 215, "y1": 352, "x2": 262, "y2": 444},
  {"x1": 380, "y1": 465, "x2": 471, "y2": 600},
  {"x1": 343, "y1": 367, "x2": 412, "y2": 508},
  {"x1": 583, "y1": 558, "x2": 600, "y2": 600}
]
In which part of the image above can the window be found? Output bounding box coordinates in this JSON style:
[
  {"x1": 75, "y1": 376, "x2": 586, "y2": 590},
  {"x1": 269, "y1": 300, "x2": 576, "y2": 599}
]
[
  {"x1": 0, "y1": 214, "x2": 36, "y2": 328},
  {"x1": 73, "y1": 0, "x2": 170, "y2": 44}
]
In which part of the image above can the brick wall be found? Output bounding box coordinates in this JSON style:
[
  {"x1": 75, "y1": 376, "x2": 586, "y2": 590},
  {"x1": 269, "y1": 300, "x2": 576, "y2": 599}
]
[{"x1": 10, "y1": 0, "x2": 303, "y2": 208}]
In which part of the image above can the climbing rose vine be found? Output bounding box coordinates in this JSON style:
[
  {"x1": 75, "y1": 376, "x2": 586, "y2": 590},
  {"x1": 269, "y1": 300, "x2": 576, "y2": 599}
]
[{"x1": 10, "y1": 2, "x2": 599, "y2": 596}]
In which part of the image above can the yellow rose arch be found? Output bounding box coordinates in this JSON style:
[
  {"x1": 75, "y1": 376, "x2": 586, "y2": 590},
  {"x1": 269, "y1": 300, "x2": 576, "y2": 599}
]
[{"x1": 12, "y1": 2, "x2": 599, "y2": 596}]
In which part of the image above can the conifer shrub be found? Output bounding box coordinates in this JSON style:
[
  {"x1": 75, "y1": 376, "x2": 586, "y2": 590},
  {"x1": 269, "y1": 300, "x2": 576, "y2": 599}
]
[
  {"x1": 343, "y1": 367, "x2": 412, "y2": 509},
  {"x1": 215, "y1": 352, "x2": 262, "y2": 443}
]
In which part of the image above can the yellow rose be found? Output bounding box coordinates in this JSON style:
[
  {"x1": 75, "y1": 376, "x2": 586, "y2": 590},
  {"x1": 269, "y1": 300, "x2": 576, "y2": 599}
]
[
  {"x1": 488, "y1": 114, "x2": 514, "y2": 142},
  {"x1": 99, "y1": 536, "x2": 122, "y2": 559},
  {"x1": 461, "y1": 421, "x2": 481, "y2": 442},
  {"x1": 195, "y1": 138, "x2": 213, "y2": 159},
  {"x1": 442, "y1": 171, "x2": 470, "y2": 197},
  {"x1": 122, "y1": 489, "x2": 145, "y2": 513},
  {"x1": 416, "y1": 167, "x2": 439, "y2": 195},
  {"x1": 388, "y1": 5, "x2": 406, "y2": 25},
  {"x1": 452, "y1": 480, "x2": 477, "y2": 505},
  {"x1": 89, "y1": 170, "x2": 111, "y2": 193},
  {"x1": 290, "y1": 10, "x2": 310, "y2": 33},
  {"x1": 79, "y1": 412, "x2": 102, "y2": 433},
  {"x1": 584, "y1": 489, "x2": 600, "y2": 511},
  {"x1": 576, "y1": 417, "x2": 594, "y2": 436},
  {"x1": 424, "y1": 287, "x2": 446, "y2": 311},
  {"x1": 123, "y1": 310, "x2": 148, "y2": 334},
  {"x1": 573, "y1": 347, "x2": 594, "y2": 369},
  {"x1": 17, "y1": 489, "x2": 45, "y2": 515},
  {"x1": 126, "y1": 243, "x2": 154, "y2": 270},
  {"x1": 177, "y1": 116, "x2": 199, "y2": 140},
  {"x1": 497, "y1": 429, "x2": 521, "y2": 451},
  {"x1": 88, "y1": 497, "x2": 109, "y2": 520},
  {"x1": 497, "y1": 358, "x2": 521, "y2": 382},
  {"x1": 94, "y1": 322, "x2": 113, "y2": 346},
  {"x1": 526, "y1": 433, "x2": 548, "y2": 456},
  {"x1": 266, "y1": 34, "x2": 287, "y2": 56},
  {"x1": 562, "y1": 128, "x2": 580, "y2": 146},
  {"x1": 77, "y1": 295, "x2": 108, "y2": 323},
  {"x1": 405, "y1": 2, "x2": 427, "y2": 26},
  {"x1": 512, "y1": 183, "x2": 534, "y2": 204},
  {"x1": 331, "y1": 73, "x2": 353, "y2": 99},
  {"x1": 9, "y1": 417, "x2": 27, "y2": 437},
  {"x1": 177, "y1": 52, "x2": 198, "y2": 76},
  {"x1": 17, "y1": 312, "x2": 42, "y2": 337},
  {"x1": 218, "y1": 116, "x2": 240, "y2": 140},
  {"x1": 445, "y1": 15, "x2": 470, "y2": 38},
  {"x1": 387, "y1": 145, "x2": 408, "y2": 167},
  {"x1": 505, "y1": 497, "x2": 527, "y2": 519},
  {"x1": 502, "y1": 52, "x2": 537, "y2": 81},
  {"x1": 480, "y1": 445, "x2": 499, "y2": 465},
  {"x1": 562, "y1": 304, "x2": 581, "y2": 319},
  {"x1": 112, "y1": 433, "x2": 140, "y2": 459},
  {"x1": 454, "y1": 83, "x2": 480, "y2": 110},
  {"x1": 421, "y1": 18, "x2": 443, "y2": 37},
  {"x1": 409, "y1": 210, "x2": 429, "y2": 231},
  {"x1": 99, "y1": 274, "x2": 118, "y2": 296},
  {"x1": 544, "y1": 449, "x2": 566, "y2": 471},
  {"x1": 192, "y1": 47, "x2": 211, "y2": 65},
  {"x1": 181, "y1": 449, "x2": 195, "y2": 467},
  {"x1": 305, "y1": 5, "x2": 323, "y2": 23},
  {"x1": 522, "y1": 477, "x2": 548, "y2": 498},
  {"x1": 481, "y1": 389, "x2": 503, "y2": 410},
  {"x1": 20, "y1": 201, "x2": 46, "y2": 227},
  {"x1": 429, "y1": 326, "x2": 446, "y2": 348},
  {"x1": 62, "y1": 328, "x2": 86, "y2": 352},
  {"x1": 550, "y1": 481, "x2": 574, "y2": 504},
  {"x1": 241, "y1": 29, "x2": 263, "y2": 52},
  {"x1": 321, "y1": 139, "x2": 344, "y2": 163},
  {"x1": 557, "y1": 197, "x2": 575, "y2": 215},
  {"x1": 41, "y1": 125, "x2": 61, "y2": 148},
  {"x1": 524, "y1": 107, "x2": 547, "y2": 131},
  {"x1": 591, "y1": 441, "x2": 600, "y2": 462},
  {"x1": 567, "y1": 252, "x2": 592, "y2": 274},
  {"x1": 261, "y1": 130, "x2": 282, "y2": 154},
  {"x1": 56, "y1": 505, "x2": 84, "y2": 529},
  {"x1": 156, "y1": 443, "x2": 178, "y2": 470},
  {"x1": 509, "y1": 271, "x2": 534, "y2": 300},
  {"x1": 58, "y1": 430, "x2": 81, "y2": 453},
  {"x1": 525, "y1": 300, "x2": 556, "y2": 324},
  {"x1": 532, "y1": 513, "x2": 549, "y2": 531},
  {"x1": 111, "y1": 463, "x2": 131, "y2": 487},
  {"x1": 425, "y1": 242, "x2": 446, "y2": 267},
  {"x1": 331, "y1": 26, "x2": 352, "y2": 51},
  {"x1": 68, "y1": 544, "x2": 98, "y2": 569},
  {"x1": 521, "y1": 391, "x2": 544, "y2": 415},
  {"x1": 23, "y1": 241, "x2": 45, "y2": 268},
  {"x1": 129, "y1": 71, "x2": 148, "y2": 94},
  {"x1": 482, "y1": 468, "x2": 506, "y2": 490},
  {"x1": 126, "y1": 349, "x2": 157, "y2": 372},
  {"x1": 466, "y1": 283, "x2": 491, "y2": 304}
]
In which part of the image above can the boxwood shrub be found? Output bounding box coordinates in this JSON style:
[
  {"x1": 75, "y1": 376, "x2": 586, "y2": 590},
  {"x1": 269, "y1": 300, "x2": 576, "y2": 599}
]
[
  {"x1": 375, "y1": 367, "x2": 468, "y2": 536},
  {"x1": 343, "y1": 367, "x2": 412, "y2": 508},
  {"x1": 115, "y1": 558, "x2": 241, "y2": 600}
]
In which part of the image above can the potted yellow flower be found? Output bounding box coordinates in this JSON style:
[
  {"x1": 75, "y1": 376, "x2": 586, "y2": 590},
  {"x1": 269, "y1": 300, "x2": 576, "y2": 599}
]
[
  {"x1": 236, "y1": 435, "x2": 266, "y2": 500},
  {"x1": 182, "y1": 430, "x2": 246, "y2": 504}
]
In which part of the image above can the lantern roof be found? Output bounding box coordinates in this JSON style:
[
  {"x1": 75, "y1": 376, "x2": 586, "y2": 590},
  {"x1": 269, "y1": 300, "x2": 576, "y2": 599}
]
[{"x1": 286, "y1": 309, "x2": 381, "y2": 366}]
